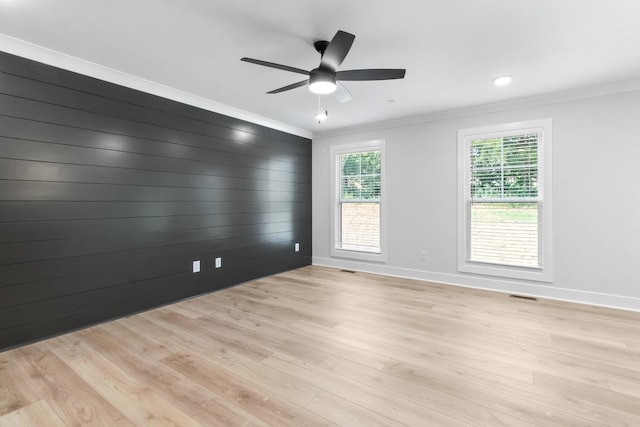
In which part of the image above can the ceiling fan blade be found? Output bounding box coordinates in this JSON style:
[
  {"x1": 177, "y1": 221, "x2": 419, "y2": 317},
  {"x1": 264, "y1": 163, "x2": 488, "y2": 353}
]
[
  {"x1": 334, "y1": 82, "x2": 352, "y2": 103},
  {"x1": 320, "y1": 30, "x2": 355, "y2": 71},
  {"x1": 241, "y1": 57, "x2": 310, "y2": 76},
  {"x1": 267, "y1": 79, "x2": 309, "y2": 94},
  {"x1": 336, "y1": 68, "x2": 406, "y2": 81}
]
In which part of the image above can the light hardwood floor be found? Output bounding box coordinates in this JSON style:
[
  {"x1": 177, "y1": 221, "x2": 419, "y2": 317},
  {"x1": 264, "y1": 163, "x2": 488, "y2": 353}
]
[{"x1": 1, "y1": 265, "x2": 640, "y2": 426}]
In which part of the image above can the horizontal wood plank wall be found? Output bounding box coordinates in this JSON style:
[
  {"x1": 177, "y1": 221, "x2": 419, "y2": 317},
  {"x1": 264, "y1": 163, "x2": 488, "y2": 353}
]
[{"x1": 0, "y1": 51, "x2": 312, "y2": 350}]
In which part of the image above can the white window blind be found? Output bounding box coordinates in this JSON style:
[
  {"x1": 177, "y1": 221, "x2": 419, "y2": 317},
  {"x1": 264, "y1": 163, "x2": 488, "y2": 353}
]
[
  {"x1": 458, "y1": 119, "x2": 552, "y2": 282},
  {"x1": 467, "y1": 133, "x2": 541, "y2": 268},
  {"x1": 337, "y1": 150, "x2": 381, "y2": 253}
]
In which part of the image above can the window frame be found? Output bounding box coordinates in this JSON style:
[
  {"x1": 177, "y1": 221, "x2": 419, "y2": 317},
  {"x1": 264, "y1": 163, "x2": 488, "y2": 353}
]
[
  {"x1": 457, "y1": 119, "x2": 553, "y2": 282},
  {"x1": 330, "y1": 140, "x2": 387, "y2": 262}
]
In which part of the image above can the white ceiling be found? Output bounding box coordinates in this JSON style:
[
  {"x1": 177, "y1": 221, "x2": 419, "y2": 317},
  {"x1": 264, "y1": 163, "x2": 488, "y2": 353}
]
[{"x1": 1, "y1": 0, "x2": 640, "y2": 136}]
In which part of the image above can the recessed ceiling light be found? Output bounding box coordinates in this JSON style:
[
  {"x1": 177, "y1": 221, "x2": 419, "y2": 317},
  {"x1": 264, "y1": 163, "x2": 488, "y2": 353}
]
[{"x1": 493, "y1": 75, "x2": 513, "y2": 86}]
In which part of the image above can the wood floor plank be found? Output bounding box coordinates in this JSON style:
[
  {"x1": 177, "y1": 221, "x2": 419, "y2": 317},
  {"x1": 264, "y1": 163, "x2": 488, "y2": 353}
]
[
  {"x1": 263, "y1": 349, "x2": 472, "y2": 427},
  {"x1": 0, "y1": 356, "x2": 34, "y2": 416},
  {"x1": 0, "y1": 400, "x2": 67, "y2": 427},
  {"x1": 13, "y1": 349, "x2": 133, "y2": 426},
  {"x1": 533, "y1": 371, "x2": 640, "y2": 421},
  {"x1": 63, "y1": 349, "x2": 203, "y2": 426},
  {"x1": 69, "y1": 327, "x2": 264, "y2": 427},
  {"x1": 162, "y1": 351, "x2": 336, "y2": 427},
  {"x1": 152, "y1": 313, "x2": 325, "y2": 407},
  {"x1": 1, "y1": 265, "x2": 639, "y2": 426},
  {"x1": 305, "y1": 391, "x2": 410, "y2": 427},
  {"x1": 317, "y1": 355, "x2": 543, "y2": 426}
]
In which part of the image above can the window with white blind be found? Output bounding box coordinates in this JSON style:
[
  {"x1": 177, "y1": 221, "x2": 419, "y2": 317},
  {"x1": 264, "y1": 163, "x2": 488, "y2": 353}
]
[
  {"x1": 330, "y1": 140, "x2": 386, "y2": 262},
  {"x1": 458, "y1": 119, "x2": 552, "y2": 282}
]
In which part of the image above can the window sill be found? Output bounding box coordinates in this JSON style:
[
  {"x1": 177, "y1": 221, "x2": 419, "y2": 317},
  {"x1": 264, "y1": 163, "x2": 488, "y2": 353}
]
[
  {"x1": 331, "y1": 248, "x2": 387, "y2": 263},
  {"x1": 459, "y1": 261, "x2": 552, "y2": 283}
]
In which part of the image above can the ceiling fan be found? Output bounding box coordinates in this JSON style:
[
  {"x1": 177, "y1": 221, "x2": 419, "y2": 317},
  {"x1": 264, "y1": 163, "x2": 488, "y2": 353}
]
[{"x1": 241, "y1": 30, "x2": 406, "y2": 103}]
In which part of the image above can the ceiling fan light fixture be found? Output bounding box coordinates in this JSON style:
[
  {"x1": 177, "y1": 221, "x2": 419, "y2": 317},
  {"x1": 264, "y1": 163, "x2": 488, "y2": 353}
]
[
  {"x1": 309, "y1": 69, "x2": 337, "y2": 94},
  {"x1": 309, "y1": 81, "x2": 336, "y2": 94}
]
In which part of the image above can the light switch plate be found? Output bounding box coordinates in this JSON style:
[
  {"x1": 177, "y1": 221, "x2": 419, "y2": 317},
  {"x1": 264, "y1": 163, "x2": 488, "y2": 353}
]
[{"x1": 192, "y1": 260, "x2": 200, "y2": 273}]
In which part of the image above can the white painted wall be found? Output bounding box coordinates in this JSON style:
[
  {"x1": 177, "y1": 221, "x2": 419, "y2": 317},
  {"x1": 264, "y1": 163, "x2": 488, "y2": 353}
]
[{"x1": 313, "y1": 90, "x2": 640, "y2": 311}]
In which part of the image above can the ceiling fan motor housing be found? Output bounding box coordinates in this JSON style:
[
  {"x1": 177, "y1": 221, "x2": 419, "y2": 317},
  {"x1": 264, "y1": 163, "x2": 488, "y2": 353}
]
[{"x1": 313, "y1": 40, "x2": 330, "y2": 55}]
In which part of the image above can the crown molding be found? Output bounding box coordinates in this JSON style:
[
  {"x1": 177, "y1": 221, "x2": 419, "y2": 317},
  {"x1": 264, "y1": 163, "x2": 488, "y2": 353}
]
[
  {"x1": 0, "y1": 33, "x2": 312, "y2": 139},
  {"x1": 313, "y1": 77, "x2": 640, "y2": 139}
]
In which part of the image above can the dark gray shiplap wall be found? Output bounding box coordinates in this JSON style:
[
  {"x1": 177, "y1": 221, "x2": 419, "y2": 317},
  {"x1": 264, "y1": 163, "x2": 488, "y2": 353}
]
[{"x1": 0, "y1": 52, "x2": 311, "y2": 350}]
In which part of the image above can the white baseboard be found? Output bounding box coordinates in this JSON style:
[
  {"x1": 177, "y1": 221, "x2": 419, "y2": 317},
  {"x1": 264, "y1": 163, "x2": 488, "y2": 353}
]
[{"x1": 312, "y1": 256, "x2": 640, "y2": 313}]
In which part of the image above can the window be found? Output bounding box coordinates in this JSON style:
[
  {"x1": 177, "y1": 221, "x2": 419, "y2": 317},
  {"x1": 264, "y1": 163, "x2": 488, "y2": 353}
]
[
  {"x1": 330, "y1": 140, "x2": 386, "y2": 262},
  {"x1": 458, "y1": 119, "x2": 552, "y2": 282}
]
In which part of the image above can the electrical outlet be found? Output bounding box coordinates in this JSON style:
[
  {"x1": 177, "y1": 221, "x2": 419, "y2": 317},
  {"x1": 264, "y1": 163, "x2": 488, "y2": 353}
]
[
  {"x1": 295, "y1": 242, "x2": 300, "y2": 252},
  {"x1": 215, "y1": 257, "x2": 222, "y2": 269},
  {"x1": 192, "y1": 260, "x2": 200, "y2": 273},
  {"x1": 420, "y1": 250, "x2": 428, "y2": 261}
]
